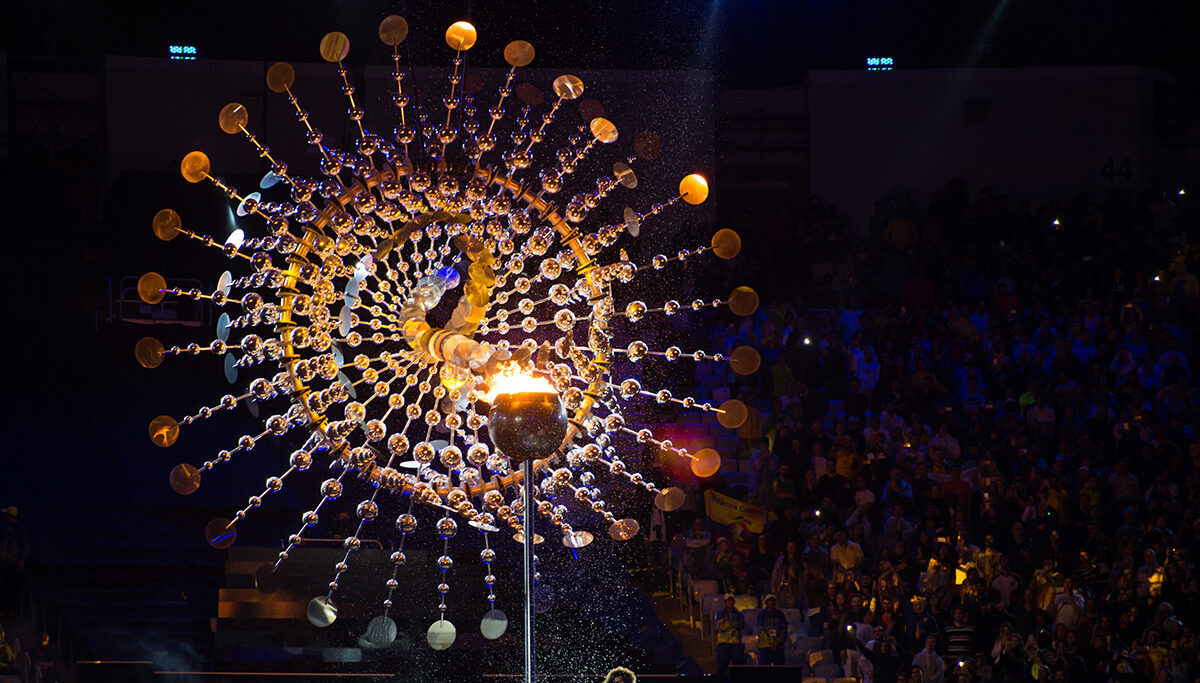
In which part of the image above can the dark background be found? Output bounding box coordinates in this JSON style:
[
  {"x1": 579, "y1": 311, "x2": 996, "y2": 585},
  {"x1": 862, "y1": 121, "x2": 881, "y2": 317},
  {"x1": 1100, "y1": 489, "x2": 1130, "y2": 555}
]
[{"x1": 0, "y1": 0, "x2": 1198, "y2": 679}]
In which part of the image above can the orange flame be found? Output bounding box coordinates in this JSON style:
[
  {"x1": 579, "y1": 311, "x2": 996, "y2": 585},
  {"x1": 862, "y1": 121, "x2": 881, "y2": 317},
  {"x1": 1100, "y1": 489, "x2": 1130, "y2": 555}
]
[{"x1": 482, "y1": 362, "x2": 556, "y2": 401}]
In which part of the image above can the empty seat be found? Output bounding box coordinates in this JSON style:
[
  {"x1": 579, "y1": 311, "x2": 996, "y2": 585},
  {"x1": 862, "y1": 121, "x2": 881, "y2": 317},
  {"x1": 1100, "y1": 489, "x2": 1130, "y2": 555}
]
[
  {"x1": 813, "y1": 664, "x2": 842, "y2": 678},
  {"x1": 734, "y1": 594, "x2": 758, "y2": 611},
  {"x1": 809, "y1": 649, "x2": 835, "y2": 668},
  {"x1": 691, "y1": 579, "x2": 719, "y2": 602},
  {"x1": 741, "y1": 608, "x2": 761, "y2": 635}
]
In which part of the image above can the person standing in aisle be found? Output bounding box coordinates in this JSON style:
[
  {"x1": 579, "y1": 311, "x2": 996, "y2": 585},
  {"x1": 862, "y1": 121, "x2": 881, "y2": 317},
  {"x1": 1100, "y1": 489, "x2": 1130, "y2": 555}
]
[
  {"x1": 715, "y1": 593, "x2": 746, "y2": 681},
  {"x1": 756, "y1": 593, "x2": 788, "y2": 665}
]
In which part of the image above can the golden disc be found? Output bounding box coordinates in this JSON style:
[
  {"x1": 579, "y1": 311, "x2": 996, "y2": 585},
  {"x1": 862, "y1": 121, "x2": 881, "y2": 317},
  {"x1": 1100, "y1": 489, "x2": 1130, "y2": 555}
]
[
  {"x1": 552, "y1": 74, "x2": 584, "y2": 100},
  {"x1": 180, "y1": 151, "x2": 210, "y2": 183},
  {"x1": 138, "y1": 272, "x2": 167, "y2": 304},
  {"x1": 266, "y1": 62, "x2": 295, "y2": 93},
  {"x1": 624, "y1": 207, "x2": 641, "y2": 237},
  {"x1": 589, "y1": 117, "x2": 618, "y2": 144},
  {"x1": 135, "y1": 337, "x2": 165, "y2": 369},
  {"x1": 679, "y1": 173, "x2": 709, "y2": 205},
  {"x1": 149, "y1": 415, "x2": 180, "y2": 447},
  {"x1": 634, "y1": 130, "x2": 661, "y2": 159},
  {"x1": 717, "y1": 399, "x2": 748, "y2": 429},
  {"x1": 711, "y1": 228, "x2": 741, "y2": 259},
  {"x1": 319, "y1": 31, "x2": 350, "y2": 62},
  {"x1": 513, "y1": 531, "x2": 545, "y2": 545},
  {"x1": 378, "y1": 15, "x2": 409, "y2": 46},
  {"x1": 691, "y1": 448, "x2": 722, "y2": 478},
  {"x1": 579, "y1": 98, "x2": 605, "y2": 121},
  {"x1": 445, "y1": 21, "x2": 477, "y2": 51},
  {"x1": 504, "y1": 40, "x2": 534, "y2": 67},
  {"x1": 730, "y1": 345, "x2": 761, "y2": 376},
  {"x1": 613, "y1": 162, "x2": 637, "y2": 189},
  {"x1": 169, "y1": 463, "x2": 201, "y2": 495},
  {"x1": 218, "y1": 102, "x2": 248, "y2": 135},
  {"x1": 608, "y1": 518, "x2": 640, "y2": 541},
  {"x1": 515, "y1": 82, "x2": 544, "y2": 106},
  {"x1": 654, "y1": 486, "x2": 686, "y2": 512},
  {"x1": 152, "y1": 208, "x2": 181, "y2": 241},
  {"x1": 728, "y1": 286, "x2": 759, "y2": 317}
]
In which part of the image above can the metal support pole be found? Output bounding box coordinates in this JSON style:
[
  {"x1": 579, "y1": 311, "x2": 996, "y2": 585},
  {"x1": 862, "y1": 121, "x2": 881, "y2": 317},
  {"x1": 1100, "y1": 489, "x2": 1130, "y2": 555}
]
[{"x1": 522, "y1": 459, "x2": 536, "y2": 683}]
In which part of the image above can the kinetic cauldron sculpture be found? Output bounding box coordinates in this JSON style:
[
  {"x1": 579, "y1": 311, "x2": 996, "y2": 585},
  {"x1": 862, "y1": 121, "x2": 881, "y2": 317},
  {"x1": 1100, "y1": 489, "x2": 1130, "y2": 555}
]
[{"x1": 136, "y1": 15, "x2": 760, "y2": 650}]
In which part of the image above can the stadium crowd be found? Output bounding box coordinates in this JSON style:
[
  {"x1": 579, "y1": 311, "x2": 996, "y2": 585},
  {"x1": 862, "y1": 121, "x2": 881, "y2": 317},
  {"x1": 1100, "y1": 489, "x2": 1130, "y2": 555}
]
[{"x1": 679, "y1": 179, "x2": 1200, "y2": 683}]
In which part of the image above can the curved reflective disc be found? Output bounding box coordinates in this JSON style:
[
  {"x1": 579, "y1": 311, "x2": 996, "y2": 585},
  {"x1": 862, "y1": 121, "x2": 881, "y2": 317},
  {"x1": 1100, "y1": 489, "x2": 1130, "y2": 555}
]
[
  {"x1": 149, "y1": 415, "x2": 180, "y2": 447},
  {"x1": 337, "y1": 372, "x2": 357, "y2": 400},
  {"x1": 378, "y1": 15, "x2": 409, "y2": 46},
  {"x1": 338, "y1": 306, "x2": 352, "y2": 336},
  {"x1": 366, "y1": 615, "x2": 398, "y2": 645},
  {"x1": 654, "y1": 486, "x2": 686, "y2": 512},
  {"x1": 552, "y1": 74, "x2": 584, "y2": 100},
  {"x1": 135, "y1": 337, "x2": 165, "y2": 369},
  {"x1": 728, "y1": 286, "x2": 759, "y2": 317},
  {"x1": 236, "y1": 192, "x2": 262, "y2": 217},
  {"x1": 679, "y1": 174, "x2": 709, "y2": 205},
  {"x1": 218, "y1": 102, "x2": 248, "y2": 135},
  {"x1": 260, "y1": 171, "x2": 283, "y2": 189},
  {"x1": 216, "y1": 312, "x2": 231, "y2": 341},
  {"x1": 427, "y1": 619, "x2": 456, "y2": 650},
  {"x1": 614, "y1": 163, "x2": 637, "y2": 189},
  {"x1": 624, "y1": 207, "x2": 641, "y2": 237},
  {"x1": 589, "y1": 117, "x2": 618, "y2": 144},
  {"x1": 469, "y1": 518, "x2": 500, "y2": 533},
  {"x1": 609, "y1": 518, "x2": 641, "y2": 541},
  {"x1": 513, "y1": 531, "x2": 545, "y2": 545},
  {"x1": 307, "y1": 596, "x2": 338, "y2": 627},
  {"x1": 504, "y1": 40, "x2": 535, "y2": 67},
  {"x1": 319, "y1": 32, "x2": 351, "y2": 63},
  {"x1": 330, "y1": 342, "x2": 345, "y2": 368},
  {"x1": 152, "y1": 208, "x2": 182, "y2": 241},
  {"x1": 730, "y1": 346, "x2": 762, "y2": 376},
  {"x1": 481, "y1": 609, "x2": 508, "y2": 640},
  {"x1": 181, "y1": 151, "x2": 211, "y2": 183},
  {"x1": 245, "y1": 396, "x2": 260, "y2": 418},
  {"x1": 254, "y1": 563, "x2": 282, "y2": 594},
  {"x1": 691, "y1": 448, "x2": 722, "y2": 478},
  {"x1": 169, "y1": 463, "x2": 201, "y2": 495},
  {"x1": 374, "y1": 237, "x2": 396, "y2": 260},
  {"x1": 563, "y1": 530, "x2": 594, "y2": 548},
  {"x1": 223, "y1": 354, "x2": 238, "y2": 384},
  {"x1": 266, "y1": 62, "x2": 295, "y2": 94},
  {"x1": 225, "y1": 229, "x2": 245, "y2": 249},
  {"x1": 445, "y1": 21, "x2": 477, "y2": 51},
  {"x1": 711, "y1": 228, "x2": 742, "y2": 260},
  {"x1": 138, "y1": 272, "x2": 167, "y2": 305},
  {"x1": 217, "y1": 271, "x2": 233, "y2": 296},
  {"x1": 398, "y1": 460, "x2": 421, "y2": 470},
  {"x1": 717, "y1": 399, "x2": 748, "y2": 429},
  {"x1": 205, "y1": 518, "x2": 237, "y2": 550}
]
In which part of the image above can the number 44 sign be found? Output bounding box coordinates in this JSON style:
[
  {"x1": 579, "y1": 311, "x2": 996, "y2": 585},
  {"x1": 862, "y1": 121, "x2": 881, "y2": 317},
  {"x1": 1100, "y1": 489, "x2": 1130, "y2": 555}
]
[{"x1": 1099, "y1": 155, "x2": 1133, "y2": 183}]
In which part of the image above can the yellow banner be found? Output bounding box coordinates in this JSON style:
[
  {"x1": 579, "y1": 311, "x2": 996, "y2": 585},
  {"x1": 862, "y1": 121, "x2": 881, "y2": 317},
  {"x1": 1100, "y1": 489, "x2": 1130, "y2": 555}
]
[{"x1": 704, "y1": 489, "x2": 766, "y2": 534}]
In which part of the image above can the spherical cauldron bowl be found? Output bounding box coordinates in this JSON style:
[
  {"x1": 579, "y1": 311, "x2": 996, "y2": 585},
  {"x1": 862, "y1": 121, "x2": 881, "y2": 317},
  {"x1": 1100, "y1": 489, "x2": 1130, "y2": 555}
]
[{"x1": 487, "y1": 391, "x2": 568, "y2": 461}]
